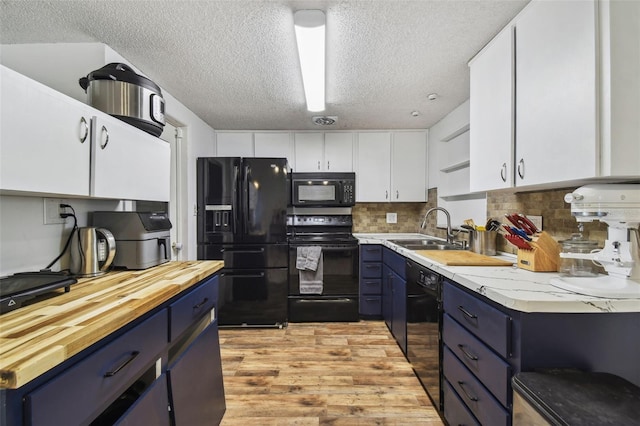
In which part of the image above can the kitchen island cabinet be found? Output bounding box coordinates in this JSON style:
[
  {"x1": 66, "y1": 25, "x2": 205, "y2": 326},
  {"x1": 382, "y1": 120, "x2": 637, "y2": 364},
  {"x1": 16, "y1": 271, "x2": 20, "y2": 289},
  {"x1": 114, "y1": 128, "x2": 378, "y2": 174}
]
[{"x1": 0, "y1": 261, "x2": 225, "y2": 426}]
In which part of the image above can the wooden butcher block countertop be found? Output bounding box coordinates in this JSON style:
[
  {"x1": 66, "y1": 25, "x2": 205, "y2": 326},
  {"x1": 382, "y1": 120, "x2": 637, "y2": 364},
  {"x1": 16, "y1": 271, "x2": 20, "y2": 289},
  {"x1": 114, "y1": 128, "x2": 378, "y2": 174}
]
[
  {"x1": 415, "y1": 250, "x2": 514, "y2": 266},
  {"x1": 0, "y1": 260, "x2": 224, "y2": 389}
]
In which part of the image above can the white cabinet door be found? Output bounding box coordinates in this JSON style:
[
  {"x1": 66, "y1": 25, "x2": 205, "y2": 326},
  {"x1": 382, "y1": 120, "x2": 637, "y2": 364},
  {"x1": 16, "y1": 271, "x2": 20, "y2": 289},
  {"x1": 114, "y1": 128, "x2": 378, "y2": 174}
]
[
  {"x1": 216, "y1": 132, "x2": 253, "y2": 157},
  {"x1": 515, "y1": 0, "x2": 597, "y2": 185},
  {"x1": 324, "y1": 133, "x2": 353, "y2": 172},
  {"x1": 391, "y1": 131, "x2": 427, "y2": 202},
  {"x1": 0, "y1": 66, "x2": 92, "y2": 196},
  {"x1": 469, "y1": 27, "x2": 514, "y2": 192},
  {"x1": 356, "y1": 132, "x2": 391, "y2": 202},
  {"x1": 294, "y1": 133, "x2": 324, "y2": 172},
  {"x1": 254, "y1": 132, "x2": 293, "y2": 167},
  {"x1": 92, "y1": 114, "x2": 170, "y2": 201}
]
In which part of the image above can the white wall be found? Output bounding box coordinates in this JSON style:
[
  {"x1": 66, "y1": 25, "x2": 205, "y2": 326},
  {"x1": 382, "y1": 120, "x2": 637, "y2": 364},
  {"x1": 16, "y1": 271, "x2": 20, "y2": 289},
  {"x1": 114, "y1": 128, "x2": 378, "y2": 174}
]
[
  {"x1": 0, "y1": 43, "x2": 216, "y2": 264},
  {"x1": 0, "y1": 195, "x2": 125, "y2": 275}
]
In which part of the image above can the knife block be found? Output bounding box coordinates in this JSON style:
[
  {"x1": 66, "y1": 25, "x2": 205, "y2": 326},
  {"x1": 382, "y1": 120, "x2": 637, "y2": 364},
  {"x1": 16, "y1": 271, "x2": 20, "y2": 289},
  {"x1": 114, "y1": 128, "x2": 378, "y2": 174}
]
[{"x1": 516, "y1": 231, "x2": 560, "y2": 272}]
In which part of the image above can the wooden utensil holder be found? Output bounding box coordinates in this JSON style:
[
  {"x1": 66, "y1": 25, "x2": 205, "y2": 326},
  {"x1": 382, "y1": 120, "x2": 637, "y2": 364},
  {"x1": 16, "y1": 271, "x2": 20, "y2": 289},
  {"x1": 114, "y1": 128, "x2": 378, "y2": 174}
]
[{"x1": 516, "y1": 231, "x2": 560, "y2": 272}]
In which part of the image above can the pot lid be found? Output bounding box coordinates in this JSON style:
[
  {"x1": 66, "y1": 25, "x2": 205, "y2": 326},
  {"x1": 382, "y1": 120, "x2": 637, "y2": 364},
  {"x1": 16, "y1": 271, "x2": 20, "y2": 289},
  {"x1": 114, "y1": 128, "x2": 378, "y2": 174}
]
[{"x1": 79, "y1": 63, "x2": 162, "y2": 94}]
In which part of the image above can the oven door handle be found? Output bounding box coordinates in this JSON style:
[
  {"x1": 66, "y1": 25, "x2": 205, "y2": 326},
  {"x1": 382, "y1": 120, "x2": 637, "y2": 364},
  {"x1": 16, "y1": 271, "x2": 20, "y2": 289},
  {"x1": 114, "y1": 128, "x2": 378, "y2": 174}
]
[
  {"x1": 289, "y1": 245, "x2": 358, "y2": 252},
  {"x1": 297, "y1": 298, "x2": 354, "y2": 303}
]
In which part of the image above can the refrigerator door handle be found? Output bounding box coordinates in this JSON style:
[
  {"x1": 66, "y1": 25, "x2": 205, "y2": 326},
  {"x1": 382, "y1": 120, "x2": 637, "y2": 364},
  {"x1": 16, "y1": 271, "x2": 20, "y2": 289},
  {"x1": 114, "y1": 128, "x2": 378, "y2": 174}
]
[
  {"x1": 232, "y1": 165, "x2": 239, "y2": 235},
  {"x1": 243, "y1": 165, "x2": 251, "y2": 235}
]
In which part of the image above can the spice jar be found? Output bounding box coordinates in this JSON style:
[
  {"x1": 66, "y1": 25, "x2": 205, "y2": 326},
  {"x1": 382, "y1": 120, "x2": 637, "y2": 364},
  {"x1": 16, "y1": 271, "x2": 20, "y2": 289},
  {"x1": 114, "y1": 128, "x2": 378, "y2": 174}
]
[{"x1": 558, "y1": 233, "x2": 601, "y2": 277}]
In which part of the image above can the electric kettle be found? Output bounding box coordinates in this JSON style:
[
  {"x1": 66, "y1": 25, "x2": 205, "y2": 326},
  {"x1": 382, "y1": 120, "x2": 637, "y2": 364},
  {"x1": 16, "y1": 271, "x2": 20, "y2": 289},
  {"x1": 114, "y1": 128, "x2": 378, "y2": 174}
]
[{"x1": 70, "y1": 227, "x2": 117, "y2": 277}]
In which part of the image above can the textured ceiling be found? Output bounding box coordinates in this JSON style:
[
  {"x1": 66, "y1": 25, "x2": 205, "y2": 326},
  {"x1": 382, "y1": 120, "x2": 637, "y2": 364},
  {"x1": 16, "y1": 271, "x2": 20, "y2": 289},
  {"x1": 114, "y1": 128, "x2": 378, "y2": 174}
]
[{"x1": 0, "y1": 0, "x2": 528, "y2": 130}]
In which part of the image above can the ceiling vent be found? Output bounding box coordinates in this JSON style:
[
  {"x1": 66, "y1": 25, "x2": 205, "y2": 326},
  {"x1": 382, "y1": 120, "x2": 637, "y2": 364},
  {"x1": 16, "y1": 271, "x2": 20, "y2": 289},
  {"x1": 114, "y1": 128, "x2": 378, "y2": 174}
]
[{"x1": 312, "y1": 116, "x2": 337, "y2": 126}]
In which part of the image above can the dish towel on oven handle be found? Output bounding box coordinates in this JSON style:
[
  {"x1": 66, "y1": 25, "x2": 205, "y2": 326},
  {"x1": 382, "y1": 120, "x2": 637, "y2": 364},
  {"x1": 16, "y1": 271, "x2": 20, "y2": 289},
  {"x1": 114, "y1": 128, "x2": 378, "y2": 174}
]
[{"x1": 296, "y1": 246, "x2": 323, "y2": 294}]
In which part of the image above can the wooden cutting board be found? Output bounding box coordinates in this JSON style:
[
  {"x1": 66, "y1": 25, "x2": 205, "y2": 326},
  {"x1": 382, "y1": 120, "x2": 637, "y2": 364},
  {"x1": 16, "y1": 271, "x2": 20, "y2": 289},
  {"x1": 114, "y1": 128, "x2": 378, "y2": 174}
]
[{"x1": 416, "y1": 250, "x2": 514, "y2": 266}]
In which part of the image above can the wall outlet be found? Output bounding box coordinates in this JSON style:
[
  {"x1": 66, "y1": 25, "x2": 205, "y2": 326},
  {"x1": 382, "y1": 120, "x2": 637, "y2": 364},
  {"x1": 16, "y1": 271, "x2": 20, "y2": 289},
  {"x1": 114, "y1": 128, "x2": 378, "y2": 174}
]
[
  {"x1": 528, "y1": 215, "x2": 543, "y2": 231},
  {"x1": 386, "y1": 213, "x2": 397, "y2": 224},
  {"x1": 43, "y1": 198, "x2": 66, "y2": 225}
]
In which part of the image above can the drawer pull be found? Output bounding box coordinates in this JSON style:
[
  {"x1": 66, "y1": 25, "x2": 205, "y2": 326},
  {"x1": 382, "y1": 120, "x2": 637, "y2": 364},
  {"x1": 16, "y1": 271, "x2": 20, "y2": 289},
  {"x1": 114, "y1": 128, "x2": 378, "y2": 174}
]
[
  {"x1": 457, "y1": 381, "x2": 479, "y2": 402},
  {"x1": 193, "y1": 297, "x2": 209, "y2": 310},
  {"x1": 457, "y1": 305, "x2": 477, "y2": 320},
  {"x1": 365, "y1": 265, "x2": 379, "y2": 269},
  {"x1": 365, "y1": 248, "x2": 379, "y2": 252},
  {"x1": 104, "y1": 351, "x2": 140, "y2": 377},
  {"x1": 457, "y1": 344, "x2": 479, "y2": 361}
]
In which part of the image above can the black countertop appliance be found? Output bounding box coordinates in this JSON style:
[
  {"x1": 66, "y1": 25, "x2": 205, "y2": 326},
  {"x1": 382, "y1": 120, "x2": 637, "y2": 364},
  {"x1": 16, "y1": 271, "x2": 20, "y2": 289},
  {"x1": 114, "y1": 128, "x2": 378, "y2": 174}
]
[{"x1": 197, "y1": 157, "x2": 289, "y2": 327}]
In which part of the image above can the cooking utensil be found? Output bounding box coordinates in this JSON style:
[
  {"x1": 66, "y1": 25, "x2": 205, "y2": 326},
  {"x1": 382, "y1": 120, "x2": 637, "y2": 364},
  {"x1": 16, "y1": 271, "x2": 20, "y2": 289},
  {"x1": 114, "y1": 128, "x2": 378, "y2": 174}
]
[
  {"x1": 505, "y1": 214, "x2": 535, "y2": 235},
  {"x1": 463, "y1": 219, "x2": 476, "y2": 229},
  {"x1": 510, "y1": 227, "x2": 532, "y2": 241},
  {"x1": 505, "y1": 234, "x2": 532, "y2": 250},
  {"x1": 486, "y1": 219, "x2": 502, "y2": 231},
  {"x1": 517, "y1": 214, "x2": 539, "y2": 234}
]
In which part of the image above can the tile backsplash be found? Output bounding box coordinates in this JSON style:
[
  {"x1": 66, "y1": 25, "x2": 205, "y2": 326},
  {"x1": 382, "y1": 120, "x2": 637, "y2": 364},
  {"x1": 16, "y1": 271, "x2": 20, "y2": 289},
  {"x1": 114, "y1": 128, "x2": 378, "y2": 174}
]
[{"x1": 353, "y1": 187, "x2": 608, "y2": 253}]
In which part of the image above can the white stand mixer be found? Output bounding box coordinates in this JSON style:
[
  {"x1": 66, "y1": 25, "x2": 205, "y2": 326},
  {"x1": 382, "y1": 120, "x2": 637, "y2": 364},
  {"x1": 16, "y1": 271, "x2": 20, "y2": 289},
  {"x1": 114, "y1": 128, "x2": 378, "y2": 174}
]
[{"x1": 550, "y1": 184, "x2": 640, "y2": 299}]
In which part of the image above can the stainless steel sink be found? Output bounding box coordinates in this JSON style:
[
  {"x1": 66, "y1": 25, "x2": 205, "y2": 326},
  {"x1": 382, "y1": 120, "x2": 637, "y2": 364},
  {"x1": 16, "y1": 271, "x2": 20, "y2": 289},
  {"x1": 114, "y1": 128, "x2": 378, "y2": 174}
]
[{"x1": 388, "y1": 239, "x2": 463, "y2": 251}]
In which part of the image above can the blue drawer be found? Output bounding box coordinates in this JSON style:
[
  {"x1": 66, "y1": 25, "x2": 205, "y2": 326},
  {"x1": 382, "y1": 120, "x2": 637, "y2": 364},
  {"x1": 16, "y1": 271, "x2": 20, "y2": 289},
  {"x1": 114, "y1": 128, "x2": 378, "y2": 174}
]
[
  {"x1": 443, "y1": 346, "x2": 510, "y2": 426},
  {"x1": 25, "y1": 310, "x2": 168, "y2": 426},
  {"x1": 443, "y1": 379, "x2": 480, "y2": 426},
  {"x1": 359, "y1": 295, "x2": 381, "y2": 316},
  {"x1": 360, "y1": 278, "x2": 382, "y2": 295},
  {"x1": 443, "y1": 314, "x2": 512, "y2": 406},
  {"x1": 169, "y1": 275, "x2": 218, "y2": 341},
  {"x1": 361, "y1": 262, "x2": 382, "y2": 279},
  {"x1": 360, "y1": 245, "x2": 382, "y2": 262},
  {"x1": 114, "y1": 374, "x2": 170, "y2": 426},
  {"x1": 443, "y1": 281, "x2": 511, "y2": 358}
]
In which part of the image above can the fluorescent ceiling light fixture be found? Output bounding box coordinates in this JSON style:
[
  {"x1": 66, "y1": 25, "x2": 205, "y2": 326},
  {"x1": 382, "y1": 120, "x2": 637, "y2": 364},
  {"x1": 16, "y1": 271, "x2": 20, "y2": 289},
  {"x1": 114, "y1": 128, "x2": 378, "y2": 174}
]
[{"x1": 294, "y1": 10, "x2": 326, "y2": 112}]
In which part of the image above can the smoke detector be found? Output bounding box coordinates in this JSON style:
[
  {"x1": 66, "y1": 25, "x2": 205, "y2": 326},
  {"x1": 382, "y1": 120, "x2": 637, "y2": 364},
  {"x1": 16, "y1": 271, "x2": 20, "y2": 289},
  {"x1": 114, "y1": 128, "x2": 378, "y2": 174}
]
[{"x1": 312, "y1": 116, "x2": 337, "y2": 126}]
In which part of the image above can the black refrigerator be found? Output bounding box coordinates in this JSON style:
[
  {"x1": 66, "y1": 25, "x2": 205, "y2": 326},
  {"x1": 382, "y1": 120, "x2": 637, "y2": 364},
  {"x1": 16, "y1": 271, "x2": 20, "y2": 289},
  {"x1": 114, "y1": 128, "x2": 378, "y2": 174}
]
[{"x1": 197, "y1": 157, "x2": 289, "y2": 327}]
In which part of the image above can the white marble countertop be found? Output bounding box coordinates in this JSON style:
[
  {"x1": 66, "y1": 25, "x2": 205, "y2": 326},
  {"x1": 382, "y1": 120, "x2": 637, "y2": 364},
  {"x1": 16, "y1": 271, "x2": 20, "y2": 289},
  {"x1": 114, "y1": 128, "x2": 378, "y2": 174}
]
[{"x1": 354, "y1": 233, "x2": 640, "y2": 314}]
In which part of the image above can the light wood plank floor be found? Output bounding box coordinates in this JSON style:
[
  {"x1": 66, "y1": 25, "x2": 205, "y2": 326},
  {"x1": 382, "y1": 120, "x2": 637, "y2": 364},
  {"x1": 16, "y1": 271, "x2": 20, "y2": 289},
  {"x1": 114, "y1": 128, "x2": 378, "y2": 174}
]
[{"x1": 219, "y1": 321, "x2": 444, "y2": 425}]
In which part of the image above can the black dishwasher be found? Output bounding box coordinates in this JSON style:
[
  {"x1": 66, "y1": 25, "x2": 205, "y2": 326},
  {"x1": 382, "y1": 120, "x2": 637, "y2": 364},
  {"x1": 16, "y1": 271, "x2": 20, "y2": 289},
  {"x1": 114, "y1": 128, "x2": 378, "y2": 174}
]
[{"x1": 406, "y1": 259, "x2": 443, "y2": 413}]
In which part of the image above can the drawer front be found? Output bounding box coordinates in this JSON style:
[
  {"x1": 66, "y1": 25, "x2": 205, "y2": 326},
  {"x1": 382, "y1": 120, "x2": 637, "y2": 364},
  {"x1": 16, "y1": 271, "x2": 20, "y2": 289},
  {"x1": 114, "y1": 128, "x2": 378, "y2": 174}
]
[
  {"x1": 443, "y1": 281, "x2": 511, "y2": 357},
  {"x1": 360, "y1": 245, "x2": 382, "y2": 262},
  {"x1": 361, "y1": 262, "x2": 382, "y2": 278},
  {"x1": 443, "y1": 346, "x2": 510, "y2": 426},
  {"x1": 359, "y1": 295, "x2": 381, "y2": 316},
  {"x1": 169, "y1": 275, "x2": 218, "y2": 341},
  {"x1": 26, "y1": 310, "x2": 168, "y2": 426},
  {"x1": 382, "y1": 247, "x2": 407, "y2": 279},
  {"x1": 443, "y1": 314, "x2": 512, "y2": 406},
  {"x1": 360, "y1": 278, "x2": 382, "y2": 295},
  {"x1": 443, "y1": 379, "x2": 480, "y2": 426}
]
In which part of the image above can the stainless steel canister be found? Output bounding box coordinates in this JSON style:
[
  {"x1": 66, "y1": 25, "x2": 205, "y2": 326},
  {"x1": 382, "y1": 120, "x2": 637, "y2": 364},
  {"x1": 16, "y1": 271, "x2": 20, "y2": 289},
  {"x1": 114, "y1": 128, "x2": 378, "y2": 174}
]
[{"x1": 471, "y1": 230, "x2": 498, "y2": 256}]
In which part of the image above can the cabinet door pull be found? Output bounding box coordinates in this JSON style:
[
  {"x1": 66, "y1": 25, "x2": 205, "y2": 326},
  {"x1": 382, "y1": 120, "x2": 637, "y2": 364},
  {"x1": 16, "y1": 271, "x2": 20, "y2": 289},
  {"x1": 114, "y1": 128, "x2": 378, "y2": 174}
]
[
  {"x1": 500, "y1": 163, "x2": 507, "y2": 182},
  {"x1": 327, "y1": 161, "x2": 330, "y2": 170},
  {"x1": 365, "y1": 264, "x2": 379, "y2": 269},
  {"x1": 317, "y1": 160, "x2": 321, "y2": 170},
  {"x1": 517, "y1": 158, "x2": 525, "y2": 179},
  {"x1": 457, "y1": 305, "x2": 477, "y2": 319},
  {"x1": 385, "y1": 190, "x2": 389, "y2": 199},
  {"x1": 457, "y1": 381, "x2": 479, "y2": 402},
  {"x1": 193, "y1": 297, "x2": 209, "y2": 310},
  {"x1": 79, "y1": 117, "x2": 89, "y2": 143},
  {"x1": 104, "y1": 351, "x2": 140, "y2": 377},
  {"x1": 396, "y1": 190, "x2": 399, "y2": 199},
  {"x1": 457, "y1": 344, "x2": 479, "y2": 361},
  {"x1": 100, "y1": 125, "x2": 109, "y2": 149}
]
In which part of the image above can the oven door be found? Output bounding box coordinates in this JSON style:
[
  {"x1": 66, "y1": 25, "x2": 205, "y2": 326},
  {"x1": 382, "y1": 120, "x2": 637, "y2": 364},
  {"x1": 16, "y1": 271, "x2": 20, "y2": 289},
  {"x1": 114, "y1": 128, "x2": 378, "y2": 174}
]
[{"x1": 288, "y1": 242, "x2": 359, "y2": 295}]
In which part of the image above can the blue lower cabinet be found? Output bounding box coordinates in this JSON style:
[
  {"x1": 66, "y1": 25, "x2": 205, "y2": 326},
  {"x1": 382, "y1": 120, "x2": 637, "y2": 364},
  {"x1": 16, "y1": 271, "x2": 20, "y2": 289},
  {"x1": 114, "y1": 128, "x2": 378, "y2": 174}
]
[
  {"x1": 168, "y1": 320, "x2": 226, "y2": 425},
  {"x1": 443, "y1": 379, "x2": 480, "y2": 426},
  {"x1": 114, "y1": 375, "x2": 170, "y2": 426}
]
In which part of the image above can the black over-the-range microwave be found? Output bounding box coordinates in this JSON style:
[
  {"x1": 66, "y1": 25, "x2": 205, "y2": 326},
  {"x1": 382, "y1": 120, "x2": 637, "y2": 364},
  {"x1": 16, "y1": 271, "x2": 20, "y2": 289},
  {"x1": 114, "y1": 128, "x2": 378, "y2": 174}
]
[{"x1": 290, "y1": 172, "x2": 356, "y2": 207}]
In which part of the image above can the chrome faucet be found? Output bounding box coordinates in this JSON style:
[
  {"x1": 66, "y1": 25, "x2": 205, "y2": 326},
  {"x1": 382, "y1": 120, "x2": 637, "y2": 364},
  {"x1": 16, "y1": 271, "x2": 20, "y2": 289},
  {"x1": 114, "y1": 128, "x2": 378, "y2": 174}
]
[{"x1": 420, "y1": 207, "x2": 456, "y2": 244}]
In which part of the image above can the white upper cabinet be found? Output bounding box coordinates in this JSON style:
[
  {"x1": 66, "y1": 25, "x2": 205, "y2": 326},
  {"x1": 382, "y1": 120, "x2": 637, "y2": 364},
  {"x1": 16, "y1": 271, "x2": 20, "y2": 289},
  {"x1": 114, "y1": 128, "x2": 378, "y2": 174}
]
[
  {"x1": 324, "y1": 133, "x2": 353, "y2": 172},
  {"x1": 215, "y1": 132, "x2": 254, "y2": 157},
  {"x1": 469, "y1": 27, "x2": 514, "y2": 192},
  {"x1": 356, "y1": 131, "x2": 427, "y2": 202},
  {"x1": 1, "y1": 66, "x2": 92, "y2": 196},
  {"x1": 0, "y1": 65, "x2": 170, "y2": 202},
  {"x1": 254, "y1": 132, "x2": 294, "y2": 168},
  {"x1": 91, "y1": 114, "x2": 170, "y2": 202},
  {"x1": 469, "y1": 0, "x2": 640, "y2": 191},
  {"x1": 515, "y1": 0, "x2": 597, "y2": 185},
  {"x1": 294, "y1": 133, "x2": 324, "y2": 172},
  {"x1": 391, "y1": 131, "x2": 427, "y2": 202}
]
